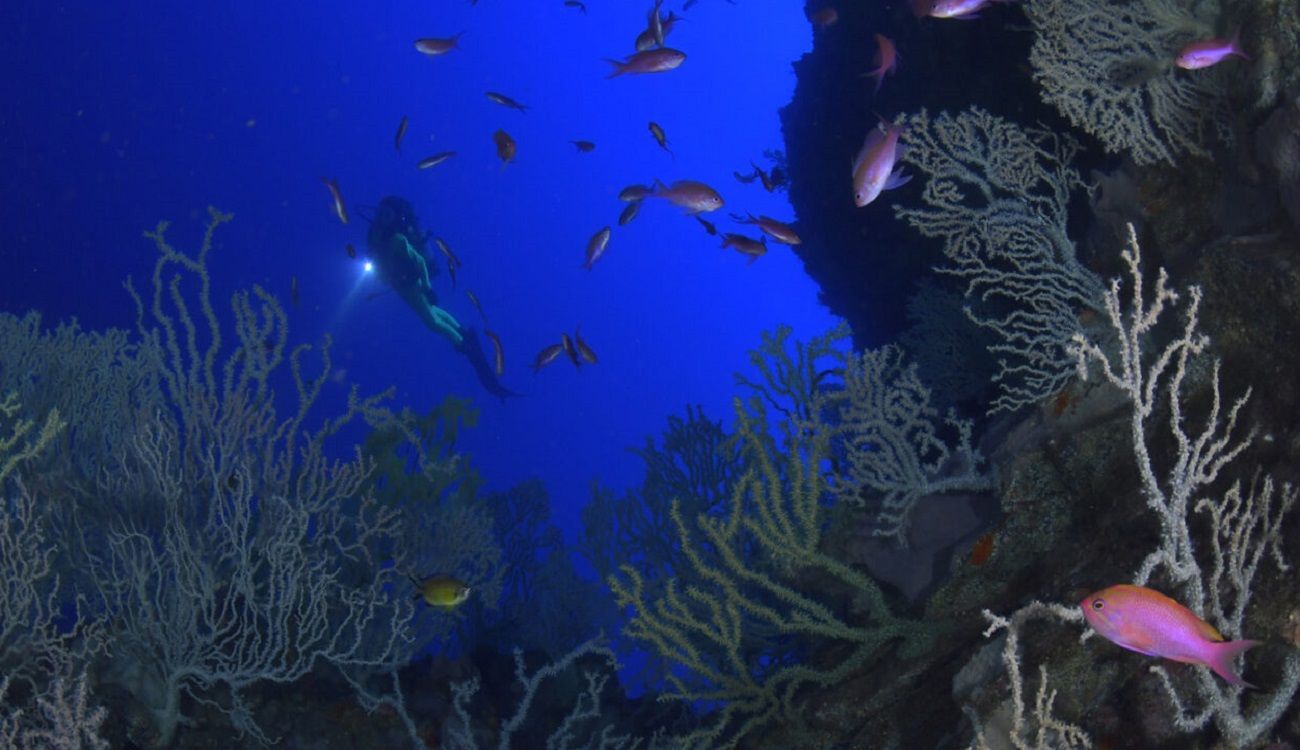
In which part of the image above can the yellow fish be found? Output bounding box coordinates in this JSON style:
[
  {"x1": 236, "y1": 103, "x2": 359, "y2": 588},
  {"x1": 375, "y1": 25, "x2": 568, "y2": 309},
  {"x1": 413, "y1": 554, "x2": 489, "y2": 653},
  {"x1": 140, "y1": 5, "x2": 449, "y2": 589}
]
[{"x1": 411, "y1": 575, "x2": 472, "y2": 607}]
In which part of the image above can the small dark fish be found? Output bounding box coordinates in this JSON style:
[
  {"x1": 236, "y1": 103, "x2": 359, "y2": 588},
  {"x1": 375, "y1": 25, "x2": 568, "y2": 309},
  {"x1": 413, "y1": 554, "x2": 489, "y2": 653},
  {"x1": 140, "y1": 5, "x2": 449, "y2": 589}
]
[
  {"x1": 466, "y1": 289, "x2": 487, "y2": 320},
  {"x1": 320, "y1": 177, "x2": 348, "y2": 224},
  {"x1": 648, "y1": 121, "x2": 673, "y2": 157},
  {"x1": 571, "y1": 140, "x2": 596, "y2": 152},
  {"x1": 414, "y1": 34, "x2": 464, "y2": 56},
  {"x1": 754, "y1": 161, "x2": 776, "y2": 192},
  {"x1": 618, "y1": 184, "x2": 653, "y2": 202},
  {"x1": 410, "y1": 574, "x2": 471, "y2": 607},
  {"x1": 346, "y1": 243, "x2": 357, "y2": 259},
  {"x1": 733, "y1": 168, "x2": 759, "y2": 184},
  {"x1": 533, "y1": 343, "x2": 564, "y2": 373},
  {"x1": 494, "y1": 130, "x2": 516, "y2": 167},
  {"x1": 417, "y1": 151, "x2": 457, "y2": 170},
  {"x1": 485, "y1": 91, "x2": 529, "y2": 113},
  {"x1": 290, "y1": 276, "x2": 300, "y2": 306},
  {"x1": 395, "y1": 115, "x2": 409, "y2": 152},
  {"x1": 485, "y1": 329, "x2": 506, "y2": 376},
  {"x1": 648, "y1": 0, "x2": 665, "y2": 48},
  {"x1": 561, "y1": 333, "x2": 582, "y2": 367},
  {"x1": 584, "y1": 226, "x2": 612, "y2": 270},
  {"x1": 696, "y1": 215, "x2": 717, "y2": 235},
  {"x1": 574, "y1": 327, "x2": 597, "y2": 364},
  {"x1": 564, "y1": 0, "x2": 587, "y2": 13},
  {"x1": 721, "y1": 232, "x2": 767, "y2": 263},
  {"x1": 436, "y1": 237, "x2": 463, "y2": 269},
  {"x1": 618, "y1": 201, "x2": 641, "y2": 226}
]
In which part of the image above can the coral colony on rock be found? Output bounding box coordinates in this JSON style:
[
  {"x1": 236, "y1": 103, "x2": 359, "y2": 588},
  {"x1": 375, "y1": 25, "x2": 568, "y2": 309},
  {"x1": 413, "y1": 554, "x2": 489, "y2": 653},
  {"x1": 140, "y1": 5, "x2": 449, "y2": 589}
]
[{"x1": 3, "y1": 0, "x2": 1300, "y2": 748}]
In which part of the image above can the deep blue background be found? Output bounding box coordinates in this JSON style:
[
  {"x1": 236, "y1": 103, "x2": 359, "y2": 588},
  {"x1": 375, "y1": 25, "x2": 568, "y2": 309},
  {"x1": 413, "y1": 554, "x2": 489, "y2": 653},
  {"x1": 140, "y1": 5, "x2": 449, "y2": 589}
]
[{"x1": 1, "y1": 0, "x2": 840, "y2": 538}]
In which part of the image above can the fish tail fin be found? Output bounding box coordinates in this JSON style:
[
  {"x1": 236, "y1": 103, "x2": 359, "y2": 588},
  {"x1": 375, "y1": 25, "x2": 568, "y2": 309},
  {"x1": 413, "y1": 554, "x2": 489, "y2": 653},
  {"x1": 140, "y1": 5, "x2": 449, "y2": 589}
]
[
  {"x1": 603, "y1": 59, "x2": 627, "y2": 78},
  {"x1": 1230, "y1": 28, "x2": 1250, "y2": 60},
  {"x1": 868, "y1": 67, "x2": 885, "y2": 95},
  {"x1": 652, "y1": 178, "x2": 667, "y2": 194},
  {"x1": 1207, "y1": 639, "x2": 1261, "y2": 687},
  {"x1": 910, "y1": 0, "x2": 933, "y2": 17}
]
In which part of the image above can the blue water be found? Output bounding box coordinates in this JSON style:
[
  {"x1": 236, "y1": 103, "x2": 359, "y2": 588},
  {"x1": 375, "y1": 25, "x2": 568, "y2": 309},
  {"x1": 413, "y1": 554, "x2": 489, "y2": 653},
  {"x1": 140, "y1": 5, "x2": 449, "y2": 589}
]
[{"x1": 2, "y1": 0, "x2": 835, "y2": 539}]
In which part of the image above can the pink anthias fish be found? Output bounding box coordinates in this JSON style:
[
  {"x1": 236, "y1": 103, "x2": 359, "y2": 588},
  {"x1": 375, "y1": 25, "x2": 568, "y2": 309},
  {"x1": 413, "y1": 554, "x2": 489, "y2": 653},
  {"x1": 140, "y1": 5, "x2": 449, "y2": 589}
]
[
  {"x1": 605, "y1": 48, "x2": 687, "y2": 77},
  {"x1": 864, "y1": 33, "x2": 899, "y2": 94},
  {"x1": 1081, "y1": 584, "x2": 1260, "y2": 687},
  {"x1": 650, "y1": 179, "x2": 724, "y2": 214},
  {"x1": 1176, "y1": 31, "x2": 1249, "y2": 70},
  {"x1": 851, "y1": 118, "x2": 910, "y2": 208},
  {"x1": 912, "y1": 0, "x2": 1011, "y2": 19}
]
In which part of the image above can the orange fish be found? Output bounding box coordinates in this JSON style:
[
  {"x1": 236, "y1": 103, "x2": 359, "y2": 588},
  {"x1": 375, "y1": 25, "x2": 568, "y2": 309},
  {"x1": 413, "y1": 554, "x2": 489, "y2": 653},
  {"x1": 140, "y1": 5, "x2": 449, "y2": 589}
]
[
  {"x1": 533, "y1": 343, "x2": 564, "y2": 373},
  {"x1": 808, "y1": 6, "x2": 838, "y2": 29},
  {"x1": 493, "y1": 130, "x2": 516, "y2": 167},
  {"x1": 584, "y1": 227, "x2": 612, "y2": 270},
  {"x1": 733, "y1": 213, "x2": 801, "y2": 245},
  {"x1": 721, "y1": 233, "x2": 767, "y2": 263},
  {"x1": 1081, "y1": 584, "x2": 1260, "y2": 687},
  {"x1": 651, "y1": 179, "x2": 724, "y2": 214},
  {"x1": 485, "y1": 329, "x2": 505, "y2": 376},
  {"x1": 414, "y1": 34, "x2": 464, "y2": 56},
  {"x1": 605, "y1": 48, "x2": 686, "y2": 77},
  {"x1": 852, "y1": 118, "x2": 909, "y2": 207},
  {"x1": 320, "y1": 177, "x2": 348, "y2": 224},
  {"x1": 968, "y1": 531, "x2": 994, "y2": 566},
  {"x1": 864, "y1": 34, "x2": 899, "y2": 94}
]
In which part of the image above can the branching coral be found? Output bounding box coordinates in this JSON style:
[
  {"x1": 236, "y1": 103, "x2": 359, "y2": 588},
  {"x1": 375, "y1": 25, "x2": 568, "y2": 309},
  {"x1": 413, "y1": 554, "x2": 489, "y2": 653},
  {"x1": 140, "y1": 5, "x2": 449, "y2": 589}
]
[
  {"x1": 1024, "y1": 0, "x2": 1227, "y2": 166},
  {"x1": 609, "y1": 395, "x2": 935, "y2": 749},
  {"x1": 895, "y1": 108, "x2": 1103, "y2": 413}
]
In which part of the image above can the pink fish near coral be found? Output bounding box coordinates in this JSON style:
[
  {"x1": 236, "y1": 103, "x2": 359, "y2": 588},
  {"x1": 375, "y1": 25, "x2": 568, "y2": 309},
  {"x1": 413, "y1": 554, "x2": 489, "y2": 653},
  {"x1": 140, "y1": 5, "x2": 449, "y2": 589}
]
[
  {"x1": 651, "y1": 179, "x2": 724, "y2": 214},
  {"x1": 864, "y1": 33, "x2": 899, "y2": 94},
  {"x1": 1081, "y1": 584, "x2": 1260, "y2": 687},
  {"x1": 912, "y1": 0, "x2": 1008, "y2": 19},
  {"x1": 605, "y1": 48, "x2": 686, "y2": 77},
  {"x1": 1175, "y1": 31, "x2": 1248, "y2": 70},
  {"x1": 851, "y1": 118, "x2": 909, "y2": 207}
]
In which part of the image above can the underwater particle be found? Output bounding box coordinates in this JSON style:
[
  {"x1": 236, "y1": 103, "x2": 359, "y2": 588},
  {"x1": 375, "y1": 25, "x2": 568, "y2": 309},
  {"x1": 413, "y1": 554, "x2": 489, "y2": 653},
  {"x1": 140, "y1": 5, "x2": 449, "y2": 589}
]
[
  {"x1": 604, "y1": 48, "x2": 686, "y2": 77},
  {"x1": 720, "y1": 232, "x2": 767, "y2": 263},
  {"x1": 618, "y1": 201, "x2": 641, "y2": 226},
  {"x1": 346, "y1": 243, "x2": 356, "y2": 259},
  {"x1": 732, "y1": 213, "x2": 801, "y2": 245},
  {"x1": 532, "y1": 342, "x2": 565, "y2": 373},
  {"x1": 290, "y1": 275, "x2": 300, "y2": 307},
  {"x1": 411, "y1": 574, "x2": 472, "y2": 607},
  {"x1": 485, "y1": 329, "x2": 505, "y2": 376},
  {"x1": 573, "y1": 327, "x2": 597, "y2": 364},
  {"x1": 571, "y1": 139, "x2": 596, "y2": 152},
  {"x1": 584, "y1": 226, "x2": 612, "y2": 270},
  {"x1": 493, "y1": 129, "x2": 516, "y2": 167},
  {"x1": 1175, "y1": 32, "x2": 1248, "y2": 70},
  {"x1": 648, "y1": 121, "x2": 673, "y2": 157},
  {"x1": 414, "y1": 33, "x2": 464, "y2": 56},
  {"x1": 1081, "y1": 584, "x2": 1260, "y2": 686},
  {"x1": 319, "y1": 176, "x2": 348, "y2": 224},
  {"x1": 852, "y1": 118, "x2": 909, "y2": 208},
  {"x1": 416, "y1": 151, "x2": 456, "y2": 170},
  {"x1": 650, "y1": 179, "x2": 724, "y2": 213},
  {"x1": 245, "y1": 118, "x2": 256, "y2": 128},
  {"x1": 395, "y1": 115, "x2": 409, "y2": 152},
  {"x1": 485, "y1": 91, "x2": 529, "y2": 113}
]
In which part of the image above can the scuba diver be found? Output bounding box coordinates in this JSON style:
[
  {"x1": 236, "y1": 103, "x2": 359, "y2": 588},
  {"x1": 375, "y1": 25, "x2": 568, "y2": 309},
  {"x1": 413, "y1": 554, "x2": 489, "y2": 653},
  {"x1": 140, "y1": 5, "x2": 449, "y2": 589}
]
[{"x1": 364, "y1": 196, "x2": 519, "y2": 401}]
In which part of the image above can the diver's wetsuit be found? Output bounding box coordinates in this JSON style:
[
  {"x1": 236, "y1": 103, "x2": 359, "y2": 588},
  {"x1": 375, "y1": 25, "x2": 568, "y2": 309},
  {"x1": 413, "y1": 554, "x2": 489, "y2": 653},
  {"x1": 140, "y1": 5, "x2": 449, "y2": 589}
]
[{"x1": 365, "y1": 196, "x2": 519, "y2": 400}]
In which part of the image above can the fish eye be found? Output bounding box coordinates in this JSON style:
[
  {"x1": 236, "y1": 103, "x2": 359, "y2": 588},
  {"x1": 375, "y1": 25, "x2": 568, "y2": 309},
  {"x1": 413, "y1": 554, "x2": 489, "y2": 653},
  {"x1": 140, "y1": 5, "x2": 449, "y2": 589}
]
[{"x1": 1091, "y1": 598, "x2": 1105, "y2": 610}]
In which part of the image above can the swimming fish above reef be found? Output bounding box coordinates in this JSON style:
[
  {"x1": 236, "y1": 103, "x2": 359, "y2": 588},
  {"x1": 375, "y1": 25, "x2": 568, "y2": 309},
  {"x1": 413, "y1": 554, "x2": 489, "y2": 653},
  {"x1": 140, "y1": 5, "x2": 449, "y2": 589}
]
[
  {"x1": 485, "y1": 91, "x2": 529, "y2": 113},
  {"x1": 1175, "y1": 32, "x2": 1248, "y2": 70},
  {"x1": 532, "y1": 342, "x2": 565, "y2": 373},
  {"x1": 1081, "y1": 584, "x2": 1260, "y2": 686},
  {"x1": 584, "y1": 226, "x2": 612, "y2": 270},
  {"x1": 651, "y1": 179, "x2": 723, "y2": 214},
  {"x1": 494, "y1": 129, "x2": 517, "y2": 167},
  {"x1": 648, "y1": 121, "x2": 673, "y2": 157},
  {"x1": 417, "y1": 151, "x2": 457, "y2": 170},
  {"x1": 411, "y1": 575, "x2": 472, "y2": 607},
  {"x1": 852, "y1": 118, "x2": 909, "y2": 207},
  {"x1": 320, "y1": 177, "x2": 348, "y2": 224},
  {"x1": 912, "y1": 0, "x2": 1008, "y2": 19},
  {"x1": 414, "y1": 34, "x2": 464, "y2": 56},
  {"x1": 605, "y1": 48, "x2": 686, "y2": 77},
  {"x1": 732, "y1": 213, "x2": 801, "y2": 245},
  {"x1": 571, "y1": 140, "x2": 596, "y2": 152}
]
